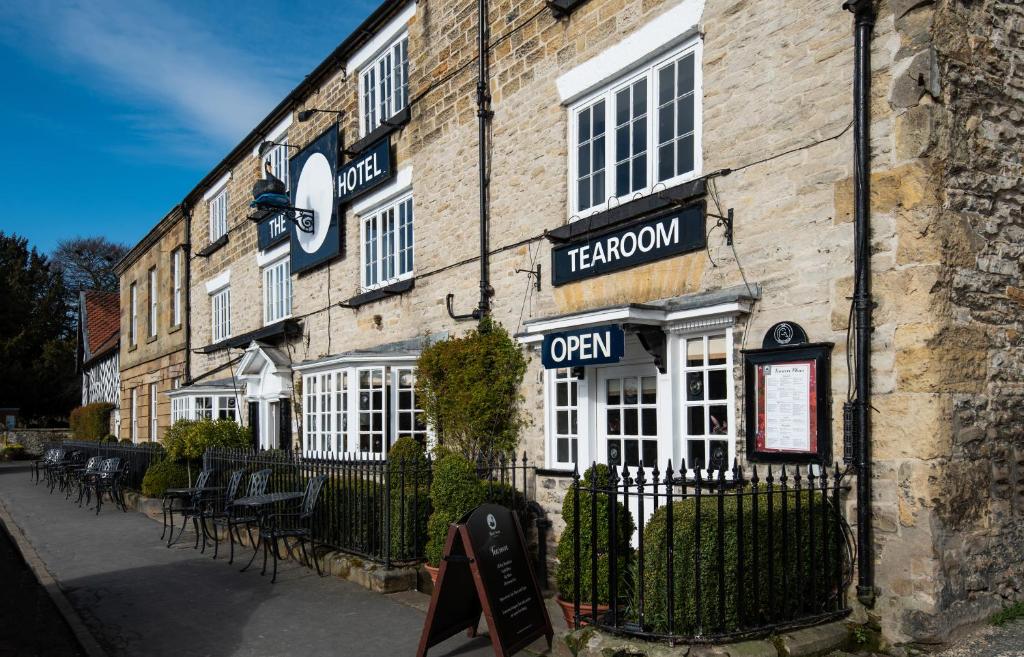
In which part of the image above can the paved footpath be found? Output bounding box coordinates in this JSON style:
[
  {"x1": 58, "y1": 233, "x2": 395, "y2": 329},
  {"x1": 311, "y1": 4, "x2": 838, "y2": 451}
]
[{"x1": 0, "y1": 463, "x2": 552, "y2": 657}]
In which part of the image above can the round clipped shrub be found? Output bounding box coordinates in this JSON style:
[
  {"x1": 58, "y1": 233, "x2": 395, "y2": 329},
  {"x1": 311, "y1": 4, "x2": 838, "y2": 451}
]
[
  {"x1": 165, "y1": 419, "x2": 251, "y2": 462},
  {"x1": 119, "y1": 438, "x2": 133, "y2": 445},
  {"x1": 425, "y1": 453, "x2": 486, "y2": 565},
  {"x1": 388, "y1": 437, "x2": 432, "y2": 561},
  {"x1": 555, "y1": 464, "x2": 635, "y2": 604},
  {"x1": 141, "y1": 458, "x2": 189, "y2": 497}
]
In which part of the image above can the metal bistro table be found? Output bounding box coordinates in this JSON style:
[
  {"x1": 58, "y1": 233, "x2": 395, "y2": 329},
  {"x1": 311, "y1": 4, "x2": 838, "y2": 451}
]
[
  {"x1": 230, "y1": 491, "x2": 305, "y2": 573},
  {"x1": 163, "y1": 486, "x2": 224, "y2": 547}
]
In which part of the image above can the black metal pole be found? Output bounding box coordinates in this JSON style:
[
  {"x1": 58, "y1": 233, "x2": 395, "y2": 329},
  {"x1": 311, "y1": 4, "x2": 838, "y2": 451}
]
[
  {"x1": 844, "y1": 0, "x2": 876, "y2": 608},
  {"x1": 476, "y1": 0, "x2": 491, "y2": 318}
]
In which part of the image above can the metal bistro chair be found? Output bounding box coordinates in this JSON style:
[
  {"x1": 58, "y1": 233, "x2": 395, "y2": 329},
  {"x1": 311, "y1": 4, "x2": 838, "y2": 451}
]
[
  {"x1": 226, "y1": 468, "x2": 272, "y2": 565},
  {"x1": 93, "y1": 458, "x2": 126, "y2": 515},
  {"x1": 201, "y1": 469, "x2": 246, "y2": 559},
  {"x1": 260, "y1": 474, "x2": 328, "y2": 583},
  {"x1": 38, "y1": 448, "x2": 66, "y2": 488},
  {"x1": 73, "y1": 456, "x2": 104, "y2": 506},
  {"x1": 32, "y1": 448, "x2": 59, "y2": 484},
  {"x1": 165, "y1": 468, "x2": 214, "y2": 548},
  {"x1": 51, "y1": 451, "x2": 85, "y2": 496}
]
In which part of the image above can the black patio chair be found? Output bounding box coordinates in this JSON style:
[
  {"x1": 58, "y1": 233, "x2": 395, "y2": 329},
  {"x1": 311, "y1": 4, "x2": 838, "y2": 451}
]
[
  {"x1": 93, "y1": 458, "x2": 125, "y2": 515},
  {"x1": 226, "y1": 468, "x2": 272, "y2": 565},
  {"x1": 50, "y1": 451, "x2": 85, "y2": 496},
  {"x1": 165, "y1": 468, "x2": 215, "y2": 548},
  {"x1": 37, "y1": 448, "x2": 65, "y2": 488},
  {"x1": 73, "y1": 456, "x2": 104, "y2": 506},
  {"x1": 32, "y1": 448, "x2": 59, "y2": 484},
  {"x1": 201, "y1": 469, "x2": 246, "y2": 559},
  {"x1": 260, "y1": 474, "x2": 328, "y2": 583}
]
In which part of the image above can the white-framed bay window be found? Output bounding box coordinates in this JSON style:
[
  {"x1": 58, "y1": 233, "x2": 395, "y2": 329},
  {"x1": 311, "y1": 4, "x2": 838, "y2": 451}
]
[
  {"x1": 169, "y1": 392, "x2": 239, "y2": 423},
  {"x1": 298, "y1": 360, "x2": 427, "y2": 457},
  {"x1": 360, "y1": 193, "x2": 413, "y2": 290},
  {"x1": 567, "y1": 39, "x2": 701, "y2": 216},
  {"x1": 262, "y1": 257, "x2": 292, "y2": 324},
  {"x1": 359, "y1": 34, "x2": 409, "y2": 136}
]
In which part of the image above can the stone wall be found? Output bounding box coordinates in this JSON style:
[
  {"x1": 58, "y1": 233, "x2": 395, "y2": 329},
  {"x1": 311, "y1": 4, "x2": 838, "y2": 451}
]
[{"x1": 2, "y1": 429, "x2": 68, "y2": 456}]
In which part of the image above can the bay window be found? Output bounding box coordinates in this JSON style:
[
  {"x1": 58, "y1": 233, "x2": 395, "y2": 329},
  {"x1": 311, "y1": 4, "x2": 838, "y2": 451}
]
[
  {"x1": 569, "y1": 41, "x2": 700, "y2": 216},
  {"x1": 169, "y1": 394, "x2": 239, "y2": 423}
]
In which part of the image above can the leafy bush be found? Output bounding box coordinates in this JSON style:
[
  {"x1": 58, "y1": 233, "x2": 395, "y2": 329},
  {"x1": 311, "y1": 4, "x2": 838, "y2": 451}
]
[
  {"x1": 416, "y1": 318, "x2": 528, "y2": 460},
  {"x1": 638, "y1": 488, "x2": 841, "y2": 635},
  {"x1": 164, "y1": 419, "x2": 251, "y2": 462},
  {"x1": 1, "y1": 444, "x2": 28, "y2": 461},
  {"x1": 69, "y1": 403, "x2": 115, "y2": 441},
  {"x1": 141, "y1": 458, "x2": 189, "y2": 497},
  {"x1": 425, "y1": 453, "x2": 487, "y2": 565},
  {"x1": 388, "y1": 438, "x2": 431, "y2": 560},
  {"x1": 100, "y1": 435, "x2": 118, "y2": 443},
  {"x1": 556, "y1": 464, "x2": 635, "y2": 604},
  {"x1": 119, "y1": 438, "x2": 133, "y2": 445}
]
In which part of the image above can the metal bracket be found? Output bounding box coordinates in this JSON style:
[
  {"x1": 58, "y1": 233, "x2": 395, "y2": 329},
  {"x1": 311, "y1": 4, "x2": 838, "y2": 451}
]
[
  {"x1": 515, "y1": 263, "x2": 542, "y2": 292},
  {"x1": 249, "y1": 204, "x2": 316, "y2": 234},
  {"x1": 446, "y1": 293, "x2": 481, "y2": 321},
  {"x1": 707, "y1": 208, "x2": 734, "y2": 246}
]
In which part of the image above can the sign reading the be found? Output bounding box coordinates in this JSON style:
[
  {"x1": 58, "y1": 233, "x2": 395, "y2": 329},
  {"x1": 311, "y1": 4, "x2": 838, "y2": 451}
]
[
  {"x1": 417, "y1": 504, "x2": 552, "y2": 657},
  {"x1": 541, "y1": 325, "x2": 624, "y2": 369},
  {"x1": 289, "y1": 127, "x2": 341, "y2": 274},
  {"x1": 336, "y1": 138, "x2": 393, "y2": 203},
  {"x1": 551, "y1": 204, "x2": 705, "y2": 286},
  {"x1": 257, "y1": 213, "x2": 289, "y2": 251}
]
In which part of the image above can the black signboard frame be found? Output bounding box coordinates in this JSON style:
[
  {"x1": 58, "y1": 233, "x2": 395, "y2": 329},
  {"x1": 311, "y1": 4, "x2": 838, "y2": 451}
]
[
  {"x1": 417, "y1": 504, "x2": 552, "y2": 657},
  {"x1": 336, "y1": 137, "x2": 394, "y2": 204},
  {"x1": 288, "y1": 126, "x2": 342, "y2": 275}
]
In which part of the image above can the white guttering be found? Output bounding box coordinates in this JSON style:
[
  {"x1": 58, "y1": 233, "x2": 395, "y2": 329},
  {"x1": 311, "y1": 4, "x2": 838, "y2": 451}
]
[{"x1": 293, "y1": 353, "x2": 419, "y2": 373}]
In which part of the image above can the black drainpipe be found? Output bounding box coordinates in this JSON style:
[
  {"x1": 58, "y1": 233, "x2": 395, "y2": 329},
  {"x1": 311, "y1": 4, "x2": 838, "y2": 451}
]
[
  {"x1": 476, "y1": 0, "x2": 492, "y2": 318},
  {"x1": 183, "y1": 203, "x2": 193, "y2": 384},
  {"x1": 844, "y1": 0, "x2": 876, "y2": 608}
]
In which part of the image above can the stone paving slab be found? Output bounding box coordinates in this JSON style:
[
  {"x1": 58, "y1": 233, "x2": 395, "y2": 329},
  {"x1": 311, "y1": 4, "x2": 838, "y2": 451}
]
[{"x1": 0, "y1": 463, "x2": 548, "y2": 657}]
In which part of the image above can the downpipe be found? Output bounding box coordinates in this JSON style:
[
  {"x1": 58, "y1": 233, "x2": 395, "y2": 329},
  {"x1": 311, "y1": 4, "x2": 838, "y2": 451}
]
[{"x1": 844, "y1": 0, "x2": 876, "y2": 609}]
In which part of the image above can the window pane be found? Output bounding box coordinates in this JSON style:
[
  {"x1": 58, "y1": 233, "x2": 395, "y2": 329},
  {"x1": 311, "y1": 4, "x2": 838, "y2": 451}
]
[
  {"x1": 709, "y1": 405, "x2": 728, "y2": 435},
  {"x1": 632, "y1": 78, "x2": 646, "y2": 115},
  {"x1": 687, "y1": 339, "x2": 704, "y2": 367},
  {"x1": 658, "y1": 103, "x2": 674, "y2": 143},
  {"x1": 631, "y1": 152, "x2": 647, "y2": 190},
  {"x1": 686, "y1": 371, "x2": 705, "y2": 401},
  {"x1": 678, "y1": 53, "x2": 695, "y2": 93},
  {"x1": 658, "y1": 65, "x2": 674, "y2": 104},
  {"x1": 709, "y1": 440, "x2": 728, "y2": 472},
  {"x1": 624, "y1": 440, "x2": 639, "y2": 466},
  {"x1": 577, "y1": 179, "x2": 590, "y2": 211},
  {"x1": 556, "y1": 382, "x2": 567, "y2": 407},
  {"x1": 616, "y1": 162, "x2": 629, "y2": 196},
  {"x1": 593, "y1": 135, "x2": 605, "y2": 171},
  {"x1": 677, "y1": 95, "x2": 694, "y2": 135},
  {"x1": 687, "y1": 406, "x2": 704, "y2": 436},
  {"x1": 606, "y1": 379, "x2": 620, "y2": 405},
  {"x1": 642, "y1": 440, "x2": 658, "y2": 468},
  {"x1": 578, "y1": 143, "x2": 591, "y2": 177},
  {"x1": 606, "y1": 409, "x2": 620, "y2": 435},
  {"x1": 616, "y1": 88, "x2": 630, "y2": 124},
  {"x1": 632, "y1": 116, "x2": 646, "y2": 152},
  {"x1": 641, "y1": 377, "x2": 656, "y2": 404},
  {"x1": 623, "y1": 408, "x2": 638, "y2": 435},
  {"x1": 677, "y1": 134, "x2": 695, "y2": 175},
  {"x1": 608, "y1": 440, "x2": 621, "y2": 465},
  {"x1": 623, "y1": 377, "x2": 638, "y2": 404},
  {"x1": 557, "y1": 438, "x2": 569, "y2": 463},
  {"x1": 593, "y1": 171, "x2": 605, "y2": 205},
  {"x1": 578, "y1": 107, "x2": 590, "y2": 141},
  {"x1": 641, "y1": 408, "x2": 657, "y2": 436},
  {"x1": 708, "y1": 335, "x2": 727, "y2": 365},
  {"x1": 708, "y1": 370, "x2": 727, "y2": 400},
  {"x1": 688, "y1": 440, "x2": 706, "y2": 470}
]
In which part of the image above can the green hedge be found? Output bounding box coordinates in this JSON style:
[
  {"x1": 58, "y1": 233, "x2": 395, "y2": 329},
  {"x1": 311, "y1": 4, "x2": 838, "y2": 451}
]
[
  {"x1": 387, "y1": 438, "x2": 431, "y2": 561},
  {"x1": 141, "y1": 459, "x2": 189, "y2": 497},
  {"x1": 69, "y1": 403, "x2": 115, "y2": 441},
  {"x1": 425, "y1": 453, "x2": 486, "y2": 565},
  {"x1": 164, "y1": 419, "x2": 251, "y2": 461},
  {"x1": 1, "y1": 444, "x2": 28, "y2": 461},
  {"x1": 638, "y1": 488, "x2": 841, "y2": 635},
  {"x1": 555, "y1": 464, "x2": 635, "y2": 603}
]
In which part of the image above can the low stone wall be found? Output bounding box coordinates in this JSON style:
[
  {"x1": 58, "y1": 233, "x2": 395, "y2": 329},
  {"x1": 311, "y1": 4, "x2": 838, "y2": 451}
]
[{"x1": 1, "y1": 429, "x2": 69, "y2": 456}]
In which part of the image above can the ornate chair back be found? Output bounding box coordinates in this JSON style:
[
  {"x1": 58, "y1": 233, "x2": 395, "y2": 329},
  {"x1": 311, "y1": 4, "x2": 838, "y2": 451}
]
[
  {"x1": 224, "y1": 469, "x2": 245, "y2": 504},
  {"x1": 248, "y1": 469, "x2": 273, "y2": 497},
  {"x1": 300, "y1": 475, "x2": 329, "y2": 519},
  {"x1": 83, "y1": 456, "x2": 103, "y2": 473},
  {"x1": 194, "y1": 468, "x2": 214, "y2": 490}
]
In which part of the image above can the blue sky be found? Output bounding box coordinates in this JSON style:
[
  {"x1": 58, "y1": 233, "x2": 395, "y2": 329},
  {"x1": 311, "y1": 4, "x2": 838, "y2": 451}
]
[{"x1": 0, "y1": 0, "x2": 376, "y2": 254}]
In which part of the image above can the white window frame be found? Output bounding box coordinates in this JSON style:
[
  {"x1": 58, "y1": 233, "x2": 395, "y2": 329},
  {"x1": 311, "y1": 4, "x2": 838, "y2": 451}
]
[
  {"x1": 358, "y1": 33, "x2": 410, "y2": 137},
  {"x1": 359, "y1": 193, "x2": 414, "y2": 291},
  {"x1": 679, "y1": 330, "x2": 736, "y2": 476},
  {"x1": 171, "y1": 249, "x2": 182, "y2": 327},
  {"x1": 262, "y1": 257, "x2": 292, "y2": 325},
  {"x1": 263, "y1": 138, "x2": 290, "y2": 190},
  {"x1": 209, "y1": 187, "x2": 228, "y2": 242},
  {"x1": 211, "y1": 287, "x2": 231, "y2": 343},
  {"x1": 169, "y1": 394, "x2": 239, "y2": 423},
  {"x1": 567, "y1": 38, "x2": 702, "y2": 219},
  {"x1": 148, "y1": 267, "x2": 158, "y2": 338},
  {"x1": 149, "y1": 382, "x2": 158, "y2": 441},
  {"x1": 392, "y1": 366, "x2": 428, "y2": 448},
  {"x1": 130, "y1": 387, "x2": 138, "y2": 443},
  {"x1": 545, "y1": 368, "x2": 584, "y2": 469},
  {"x1": 129, "y1": 282, "x2": 137, "y2": 346}
]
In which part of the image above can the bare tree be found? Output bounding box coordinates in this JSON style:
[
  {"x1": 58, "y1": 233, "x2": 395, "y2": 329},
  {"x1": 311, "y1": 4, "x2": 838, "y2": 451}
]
[{"x1": 51, "y1": 236, "x2": 129, "y2": 296}]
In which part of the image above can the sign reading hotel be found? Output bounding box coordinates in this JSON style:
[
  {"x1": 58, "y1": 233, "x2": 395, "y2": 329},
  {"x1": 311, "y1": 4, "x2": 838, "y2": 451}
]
[
  {"x1": 541, "y1": 325, "x2": 624, "y2": 369},
  {"x1": 337, "y1": 137, "x2": 393, "y2": 203},
  {"x1": 289, "y1": 126, "x2": 342, "y2": 274},
  {"x1": 550, "y1": 204, "x2": 705, "y2": 286}
]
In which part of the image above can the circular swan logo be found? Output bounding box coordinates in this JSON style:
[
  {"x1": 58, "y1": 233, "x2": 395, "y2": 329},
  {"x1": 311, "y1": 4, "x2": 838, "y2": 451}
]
[
  {"x1": 293, "y1": 152, "x2": 333, "y2": 255},
  {"x1": 486, "y1": 513, "x2": 497, "y2": 530},
  {"x1": 773, "y1": 323, "x2": 795, "y2": 345}
]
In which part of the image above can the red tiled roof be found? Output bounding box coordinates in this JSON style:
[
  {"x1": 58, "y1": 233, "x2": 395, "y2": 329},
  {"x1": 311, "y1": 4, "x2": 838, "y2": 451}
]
[{"x1": 82, "y1": 290, "x2": 120, "y2": 359}]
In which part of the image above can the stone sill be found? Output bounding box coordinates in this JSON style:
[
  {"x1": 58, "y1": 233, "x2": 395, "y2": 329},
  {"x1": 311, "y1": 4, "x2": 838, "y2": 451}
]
[{"x1": 196, "y1": 234, "x2": 228, "y2": 258}]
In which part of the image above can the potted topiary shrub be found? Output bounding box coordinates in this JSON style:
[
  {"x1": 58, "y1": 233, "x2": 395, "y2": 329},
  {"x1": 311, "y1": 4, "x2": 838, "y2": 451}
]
[
  {"x1": 424, "y1": 452, "x2": 486, "y2": 583},
  {"x1": 554, "y1": 464, "x2": 635, "y2": 628}
]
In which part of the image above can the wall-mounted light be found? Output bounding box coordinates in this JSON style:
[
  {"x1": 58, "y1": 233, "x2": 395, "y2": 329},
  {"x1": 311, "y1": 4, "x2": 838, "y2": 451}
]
[{"x1": 257, "y1": 140, "x2": 298, "y2": 158}]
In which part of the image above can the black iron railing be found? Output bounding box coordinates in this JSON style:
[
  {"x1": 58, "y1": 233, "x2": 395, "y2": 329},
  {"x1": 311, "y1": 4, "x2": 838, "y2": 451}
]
[
  {"x1": 60, "y1": 441, "x2": 166, "y2": 491},
  {"x1": 202, "y1": 448, "x2": 538, "y2": 568},
  {"x1": 570, "y1": 461, "x2": 853, "y2": 644}
]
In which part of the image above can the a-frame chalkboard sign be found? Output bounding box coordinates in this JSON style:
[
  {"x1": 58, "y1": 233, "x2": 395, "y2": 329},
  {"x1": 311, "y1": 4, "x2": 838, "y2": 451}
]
[{"x1": 417, "y1": 503, "x2": 553, "y2": 657}]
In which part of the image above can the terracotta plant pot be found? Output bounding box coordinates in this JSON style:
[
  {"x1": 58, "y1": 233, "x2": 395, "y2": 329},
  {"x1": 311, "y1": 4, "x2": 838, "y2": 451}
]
[
  {"x1": 554, "y1": 595, "x2": 609, "y2": 630},
  {"x1": 424, "y1": 563, "x2": 440, "y2": 585}
]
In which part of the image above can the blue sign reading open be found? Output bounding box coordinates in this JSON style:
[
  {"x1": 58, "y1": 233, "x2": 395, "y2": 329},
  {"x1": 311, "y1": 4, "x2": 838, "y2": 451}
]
[{"x1": 541, "y1": 325, "x2": 625, "y2": 369}]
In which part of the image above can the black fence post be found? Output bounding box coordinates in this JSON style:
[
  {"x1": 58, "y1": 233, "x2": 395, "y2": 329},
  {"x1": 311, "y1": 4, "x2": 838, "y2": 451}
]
[{"x1": 572, "y1": 463, "x2": 580, "y2": 630}]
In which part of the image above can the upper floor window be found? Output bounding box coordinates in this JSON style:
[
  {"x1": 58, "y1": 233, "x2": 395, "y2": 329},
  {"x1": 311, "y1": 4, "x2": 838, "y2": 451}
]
[
  {"x1": 147, "y1": 267, "x2": 158, "y2": 338},
  {"x1": 263, "y1": 138, "x2": 289, "y2": 189},
  {"x1": 209, "y1": 188, "x2": 228, "y2": 242},
  {"x1": 171, "y1": 249, "x2": 182, "y2": 327},
  {"x1": 211, "y1": 287, "x2": 231, "y2": 343},
  {"x1": 129, "y1": 282, "x2": 138, "y2": 346},
  {"x1": 262, "y1": 257, "x2": 292, "y2": 325},
  {"x1": 360, "y1": 34, "x2": 409, "y2": 136},
  {"x1": 569, "y1": 41, "x2": 700, "y2": 216},
  {"x1": 361, "y1": 193, "x2": 413, "y2": 290}
]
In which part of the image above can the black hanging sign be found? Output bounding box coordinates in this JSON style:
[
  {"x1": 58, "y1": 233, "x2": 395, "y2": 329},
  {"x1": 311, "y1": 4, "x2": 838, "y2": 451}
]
[
  {"x1": 257, "y1": 213, "x2": 290, "y2": 251},
  {"x1": 289, "y1": 126, "x2": 341, "y2": 274},
  {"x1": 336, "y1": 137, "x2": 393, "y2": 203},
  {"x1": 551, "y1": 203, "x2": 705, "y2": 286},
  {"x1": 541, "y1": 324, "x2": 624, "y2": 369},
  {"x1": 417, "y1": 504, "x2": 552, "y2": 657}
]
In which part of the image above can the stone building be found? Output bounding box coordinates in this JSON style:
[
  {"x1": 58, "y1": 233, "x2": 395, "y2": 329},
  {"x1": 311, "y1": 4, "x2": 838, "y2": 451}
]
[
  {"x1": 115, "y1": 206, "x2": 189, "y2": 442},
  {"x1": 120, "y1": 0, "x2": 1022, "y2": 645},
  {"x1": 76, "y1": 290, "x2": 121, "y2": 432}
]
